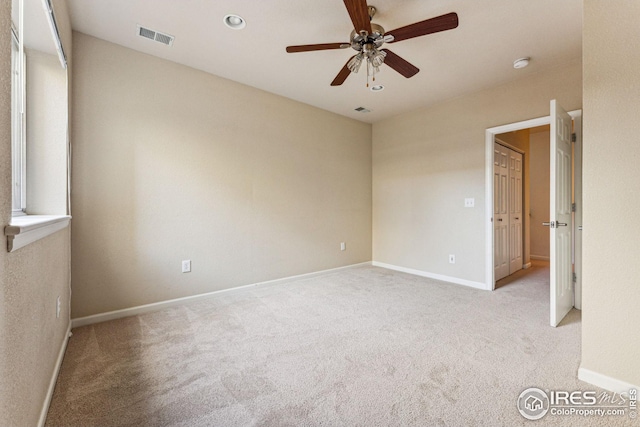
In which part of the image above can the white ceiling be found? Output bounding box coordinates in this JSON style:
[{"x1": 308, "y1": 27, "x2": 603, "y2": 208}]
[{"x1": 67, "y1": 0, "x2": 582, "y2": 123}]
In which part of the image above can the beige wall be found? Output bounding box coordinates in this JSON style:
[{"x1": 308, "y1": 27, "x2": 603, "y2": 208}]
[
  {"x1": 581, "y1": 0, "x2": 640, "y2": 387},
  {"x1": 71, "y1": 33, "x2": 372, "y2": 318},
  {"x1": 372, "y1": 59, "x2": 581, "y2": 284},
  {"x1": 0, "y1": 0, "x2": 72, "y2": 426},
  {"x1": 529, "y1": 129, "x2": 550, "y2": 259}
]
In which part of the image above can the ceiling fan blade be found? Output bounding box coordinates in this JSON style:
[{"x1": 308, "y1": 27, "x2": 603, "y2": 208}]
[
  {"x1": 386, "y1": 12, "x2": 459, "y2": 43},
  {"x1": 380, "y1": 49, "x2": 419, "y2": 78},
  {"x1": 331, "y1": 56, "x2": 356, "y2": 86},
  {"x1": 343, "y1": 0, "x2": 372, "y2": 35},
  {"x1": 286, "y1": 43, "x2": 349, "y2": 53}
]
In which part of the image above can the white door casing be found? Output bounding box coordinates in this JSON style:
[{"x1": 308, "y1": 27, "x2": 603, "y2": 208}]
[
  {"x1": 494, "y1": 142, "x2": 510, "y2": 281},
  {"x1": 509, "y1": 150, "x2": 523, "y2": 274},
  {"x1": 549, "y1": 100, "x2": 574, "y2": 327},
  {"x1": 485, "y1": 110, "x2": 582, "y2": 301}
]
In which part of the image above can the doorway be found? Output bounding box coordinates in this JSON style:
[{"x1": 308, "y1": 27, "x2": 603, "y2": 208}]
[
  {"x1": 493, "y1": 125, "x2": 550, "y2": 282},
  {"x1": 484, "y1": 103, "x2": 583, "y2": 326}
]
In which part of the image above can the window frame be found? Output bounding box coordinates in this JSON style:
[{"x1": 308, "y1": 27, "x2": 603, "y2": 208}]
[{"x1": 11, "y1": 24, "x2": 26, "y2": 216}]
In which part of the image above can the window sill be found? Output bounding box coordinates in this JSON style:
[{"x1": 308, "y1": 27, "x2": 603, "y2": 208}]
[{"x1": 5, "y1": 215, "x2": 71, "y2": 252}]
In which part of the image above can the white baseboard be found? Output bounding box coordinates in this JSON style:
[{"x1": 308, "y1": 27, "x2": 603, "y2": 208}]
[
  {"x1": 523, "y1": 262, "x2": 532, "y2": 269},
  {"x1": 530, "y1": 255, "x2": 550, "y2": 261},
  {"x1": 38, "y1": 323, "x2": 71, "y2": 427},
  {"x1": 372, "y1": 261, "x2": 489, "y2": 291},
  {"x1": 72, "y1": 261, "x2": 372, "y2": 328},
  {"x1": 578, "y1": 367, "x2": 639, "y2": 394}
]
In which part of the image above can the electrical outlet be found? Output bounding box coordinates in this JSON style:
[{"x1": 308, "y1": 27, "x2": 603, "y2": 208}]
[
  {"x1": 464, "y1": 198, "x2": 475, "y2": 208},
  {"x1": 449, "y1": 254, "x2": 456, "y2": 264},
  {"x1": 56, "y1": 296, "x2": 61, "y2": 319},
  {"x1": 340, "y1": 242, "x2": 346, "y2": 251},
  {"x1": 182, "y1": 260, "x2": 191, "y2": 273}
]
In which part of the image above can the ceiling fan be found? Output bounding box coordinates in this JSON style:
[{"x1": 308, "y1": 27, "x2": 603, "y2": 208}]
[{"x1": 286, "y1": 0, "x2": 458, "y2": 87}]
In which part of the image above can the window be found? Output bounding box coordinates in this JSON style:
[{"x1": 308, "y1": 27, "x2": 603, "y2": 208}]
[
  {"x1": 5, "y1": 0, "x2": 71, "y2": 252},
  {"x1": 10, "y1": 25, "x2": 25, "y2": 215}
]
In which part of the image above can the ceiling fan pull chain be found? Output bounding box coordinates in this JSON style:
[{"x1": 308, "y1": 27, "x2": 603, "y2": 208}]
[
  {"x1": 372, "y1": 59, "x2": 377, "y2": 83},
  {"x1": 366, "y1": 61, "x2": 370, "y2": 87}
]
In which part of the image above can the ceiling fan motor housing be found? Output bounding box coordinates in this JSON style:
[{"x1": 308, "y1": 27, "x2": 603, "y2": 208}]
[{"x1": 350, "y1": 23, "x2": 386, "y2": 51}]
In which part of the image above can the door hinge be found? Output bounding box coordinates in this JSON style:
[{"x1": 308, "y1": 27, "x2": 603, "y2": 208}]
[
  {"x1": 572, "y1": 203, "x2": 576, "y2": 212},
  {"x1": 571, "y1": 133, "x2": 577, "y2": 143},
  {"x1": 572, "y1": 272, "x2": 577, "y2": 282}
]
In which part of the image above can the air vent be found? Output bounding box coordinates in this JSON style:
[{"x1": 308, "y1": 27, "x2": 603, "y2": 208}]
[
  {"x1": 137, "y1": 25, "x2": 174, "y2": 46},
  {"x1": 354, "y1": 107, "x2": 371, "y2": 113}
]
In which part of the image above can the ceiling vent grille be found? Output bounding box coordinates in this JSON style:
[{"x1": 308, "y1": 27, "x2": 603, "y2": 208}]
[
  {"x1": 354, "y1": 107, "x2": 371, "y2": 113},
  {"x1": 137, "y1": 25, "x2": 174, "y2": 46}
]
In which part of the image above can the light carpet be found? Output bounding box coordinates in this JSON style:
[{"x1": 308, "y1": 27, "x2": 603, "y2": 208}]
[{"x1": 45, "y1": 262, "x2": 637, "y2": 426}]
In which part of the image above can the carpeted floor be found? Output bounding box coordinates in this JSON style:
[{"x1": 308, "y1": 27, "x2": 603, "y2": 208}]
[{"x1": 46, "y1": 262, "x2": 637, "y2": 426}]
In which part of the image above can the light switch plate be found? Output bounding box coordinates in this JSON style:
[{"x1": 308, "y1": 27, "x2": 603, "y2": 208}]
[
  {"x1": 182, "y1": 260, "x2": 191, "y2": 273},
  {"x1": 464, "y1": 198, "x2": 475, "y2": 208}
]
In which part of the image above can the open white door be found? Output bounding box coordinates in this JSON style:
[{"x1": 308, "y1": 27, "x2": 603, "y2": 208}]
[{"x1": 549, "y1": 100, "x2": 574, "y2": 327}]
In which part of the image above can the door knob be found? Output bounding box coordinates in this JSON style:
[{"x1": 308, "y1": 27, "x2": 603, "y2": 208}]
[
  {"x1": 497, "y1": 218, "x2": 503, "y2": 222},
  {"x1": 556, "y1": 222, "x2": 568, "y2": 227},
  {"x1": 542, "y1": 221, "x2": 555, "y2": 228}
]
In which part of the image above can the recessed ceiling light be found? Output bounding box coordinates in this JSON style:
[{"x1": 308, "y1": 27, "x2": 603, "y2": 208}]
[
  {"x1": 370, "y1": 85, "x2": 385, "y2": 92},
  {"x1": 513, "y1": 57, "x2": 530, "y2": 69},
  {"x1": 223, "y1": 14, "x2": 246, "y2": 30}
]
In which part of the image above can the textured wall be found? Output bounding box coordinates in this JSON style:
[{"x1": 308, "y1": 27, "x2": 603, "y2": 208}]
[
  {"x1": 581, "y1": 0, "x2": 640, "y2": 387},
  {"x1": 0, "y1": 0, "x2": 72, "y2": 426},
  {"x1": 0, "y1": 6, "x2": 13, "y2": 421},
  {"x1": 372, "y1": 60, "x2": 582, "y2": 284},
  {"x1": 71, "y1": 33, "x2": 372, "y2": 318}
]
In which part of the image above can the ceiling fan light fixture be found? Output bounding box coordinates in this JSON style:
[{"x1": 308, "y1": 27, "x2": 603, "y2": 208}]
[
  {"x1": 348, "y1": 53, "x2": 364, "y2": 73},
  {"x1": 223, "y1": 14, "x2": 246, "y2": 30},
  {"x1": 369, "y1": 49, "x2": 387, "y2": 67},
  {"x1": 513, "y1": 57, "x2": 530, "y2": 69},
  {"x1": 370, "y1": 85, "x2": 385, "y2": 92}
]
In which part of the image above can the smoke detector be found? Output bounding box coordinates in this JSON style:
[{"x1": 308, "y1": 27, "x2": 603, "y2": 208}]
[{"x1": 513, "y1": 57, "x2": 530, "y2": 69}]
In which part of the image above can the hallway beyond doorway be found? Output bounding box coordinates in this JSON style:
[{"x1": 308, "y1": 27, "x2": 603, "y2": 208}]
[{"x1": 496, "y1": 259, "x2": 550, "y2": 290}]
